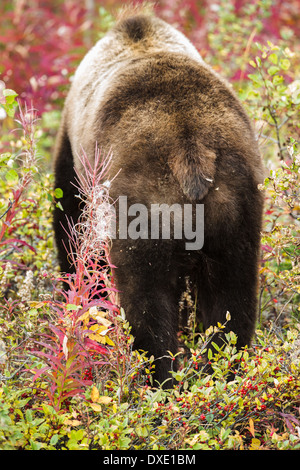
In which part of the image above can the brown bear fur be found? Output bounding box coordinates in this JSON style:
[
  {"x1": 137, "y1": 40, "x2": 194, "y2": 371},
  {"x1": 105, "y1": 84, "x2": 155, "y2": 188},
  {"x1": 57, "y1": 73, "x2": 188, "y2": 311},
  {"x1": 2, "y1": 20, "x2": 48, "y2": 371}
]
[{"x1": 53, "y1": 12, "x2": 264, "y2": 387}]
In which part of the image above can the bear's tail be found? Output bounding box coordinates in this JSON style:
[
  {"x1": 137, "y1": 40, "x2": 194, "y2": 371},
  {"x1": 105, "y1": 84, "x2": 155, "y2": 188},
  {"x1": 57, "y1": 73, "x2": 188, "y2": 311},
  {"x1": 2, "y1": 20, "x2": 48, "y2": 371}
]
[{"x1": 169, "y1": 140, "x2": 216, "y2": 201}]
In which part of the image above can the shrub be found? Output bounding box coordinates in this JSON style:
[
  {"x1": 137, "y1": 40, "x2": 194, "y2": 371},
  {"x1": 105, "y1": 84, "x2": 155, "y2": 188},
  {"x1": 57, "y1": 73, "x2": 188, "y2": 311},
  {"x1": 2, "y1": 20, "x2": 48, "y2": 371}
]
[{"x1": 0, "y1": 0, "x2": 299, "y2": 451}]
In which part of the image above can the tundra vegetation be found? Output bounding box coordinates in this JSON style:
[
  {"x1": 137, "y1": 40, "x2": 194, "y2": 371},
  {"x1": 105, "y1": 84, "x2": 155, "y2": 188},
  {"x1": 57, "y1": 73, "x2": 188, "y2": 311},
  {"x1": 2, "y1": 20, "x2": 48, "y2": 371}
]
[{"x1": 0, "y1": 0, "x2": 299, "y2": 450}]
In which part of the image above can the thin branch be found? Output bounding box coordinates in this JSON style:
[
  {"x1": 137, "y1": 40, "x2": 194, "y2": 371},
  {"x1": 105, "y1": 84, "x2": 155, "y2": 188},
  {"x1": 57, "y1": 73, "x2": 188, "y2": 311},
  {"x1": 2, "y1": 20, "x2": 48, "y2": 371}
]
[{"x1": 0, "y1": 199, "x2": 12, "y2": 220}]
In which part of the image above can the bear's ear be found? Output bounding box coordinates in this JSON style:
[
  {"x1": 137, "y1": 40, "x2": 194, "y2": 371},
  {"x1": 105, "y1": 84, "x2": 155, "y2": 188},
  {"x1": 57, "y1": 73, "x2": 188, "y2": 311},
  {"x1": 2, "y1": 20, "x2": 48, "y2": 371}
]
[{"x1": 169, "y1": 143, "x2": 216, "y2": 201}]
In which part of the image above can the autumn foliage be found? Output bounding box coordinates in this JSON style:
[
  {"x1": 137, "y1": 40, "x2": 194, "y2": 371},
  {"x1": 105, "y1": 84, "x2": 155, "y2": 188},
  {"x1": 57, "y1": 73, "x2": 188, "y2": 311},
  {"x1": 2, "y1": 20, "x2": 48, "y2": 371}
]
[{"x1": 0, "y1": 0, "x2": 299, "y2": 451}]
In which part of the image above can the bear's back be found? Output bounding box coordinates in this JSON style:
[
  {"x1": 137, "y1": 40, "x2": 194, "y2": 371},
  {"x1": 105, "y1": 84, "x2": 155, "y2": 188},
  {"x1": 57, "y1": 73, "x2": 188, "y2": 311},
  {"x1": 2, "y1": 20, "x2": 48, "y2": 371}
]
[
  {"x1": 66, "y1": 14, "x2": 205, "y2": 159},
  {"x1": 63, "y1": 14, "x2": 263, "y2": 206}
]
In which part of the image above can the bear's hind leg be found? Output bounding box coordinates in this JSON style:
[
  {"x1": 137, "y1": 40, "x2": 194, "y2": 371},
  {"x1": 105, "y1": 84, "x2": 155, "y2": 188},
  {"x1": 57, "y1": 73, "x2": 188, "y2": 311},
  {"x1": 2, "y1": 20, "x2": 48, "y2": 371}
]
[
  {"x1": 53, "y1": 126, "x2": 81, "y2": 274},
  {"x1": 110, "y1": 240, "x2": 182, "y2": 388},
  {"x1": 196, "y1": 249, "x2": 259, "y2": 354}
]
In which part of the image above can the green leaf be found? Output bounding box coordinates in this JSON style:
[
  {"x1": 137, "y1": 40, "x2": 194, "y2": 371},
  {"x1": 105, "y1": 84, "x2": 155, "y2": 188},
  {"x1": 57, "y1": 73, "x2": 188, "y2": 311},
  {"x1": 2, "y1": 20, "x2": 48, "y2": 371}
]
[
  {"x1": 272, "y1": 75, "x2": 284, "y2": 86},
  {"x1": 118, "y1": 436, "x2": 131, "y2": 448},
  {"x1": 267, "y1": 41, "x2": 279, "y2": 51},
  {"x1": 0, "y1": 152, "x2": 11, "y2": 163},
  {"x1": 4, "y1": 103, "x2": 17, "y2": 117},
  {"x1": 255, "y1": 56, "x2": 262, "y2": 67},
  {"x1": 211, "y1": 341, "x2": 220, "y2": 352},
  {"x1": 268, "y1": 53, "x2": 278, "y2": 65},
  {"x1": 54, "y1": 187, "x2": 63, "y2": 198},
  {"x1": 25, "y1": 409, "x2": 33, "y2": 423},
  {"x1": 220, "y1": 427, "x2": 232, "y2": 441},
  {"x1": 247, "y1": 74, "x2": 262, "y2": 87},
  {"x1": 136, "y1": 425, "x2": 148, "y2": 438},
  {"x1": 66, "y1": 304, "x2": 81, "y2": 311},
  {"x1": 5, "y1": 169, "x2": 19, "y2": 183},
  {"x1": 279, "y1": 58, "x2": 290, "y2": 71},
  {"x1": 268, "y1": 66, "x2": 280, "y2": 76},
  {"x1": 30, "y1": 440, "x2": 42, "y2": 450},
  {"x1": 3, "y1": 89, "x2": 18, "y2": 97},
  {"x1": 247, "y1": 90, "x2": 260, "y2": 100},
  {"x1": 50, "y1": 434, "x2": 59, "y2": 446},
  {"x1": 56, "y1": 201, "x2": 64, "y2": 211},
  {"x1": 3, "y1": 89, "x2": 18, "y2": 105}
]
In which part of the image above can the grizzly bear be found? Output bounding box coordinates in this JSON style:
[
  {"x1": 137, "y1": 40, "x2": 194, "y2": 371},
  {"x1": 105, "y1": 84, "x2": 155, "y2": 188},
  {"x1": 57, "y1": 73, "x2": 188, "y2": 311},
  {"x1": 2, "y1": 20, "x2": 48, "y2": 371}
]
[{"x1": 53, "y1": 13, "x2": 264, "y2": 387}]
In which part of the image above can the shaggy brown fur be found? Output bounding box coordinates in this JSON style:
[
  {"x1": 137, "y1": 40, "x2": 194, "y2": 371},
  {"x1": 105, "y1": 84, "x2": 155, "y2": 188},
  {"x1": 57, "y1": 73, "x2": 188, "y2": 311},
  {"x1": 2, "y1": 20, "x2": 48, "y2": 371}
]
[{"x1": 53, "y1": 13, "x2": 264, "y2": 387}]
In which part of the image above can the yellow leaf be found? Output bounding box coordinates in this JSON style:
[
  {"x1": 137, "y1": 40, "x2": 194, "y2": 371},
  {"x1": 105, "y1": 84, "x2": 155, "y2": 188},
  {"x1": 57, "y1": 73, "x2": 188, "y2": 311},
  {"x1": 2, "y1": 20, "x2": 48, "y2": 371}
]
[
  {"x1": 255, "y1": 397, "x2": 261, "y2": 409},
  {"x1": 103, "y1": 336, "x2": 115, "y2": 347},
  {"x1": 28, "y1": 301, "x2": 45, "y2": 308},
  {"x1": 90, "y1": 324, "x2": 108, "y2": 334},
  {"x1": 90, "y1": 403, "x2": 102, "y2": 412},
  {"x1": 248, "y1": 418, "x2": 255, "y2": 437},
  {"x1": 89, "y1": 333, "x2": 106, "y2": 343},
  {"x1": 90, "y1": 324, "x2": 101, "y2": 332},
  {"x1": 64, "y1": 419, "x2": 81, "y2": 427},
  {"x1": 205, "y1": 326, "x2": 213, "y2": 337},
  {"x1": 249, "y1": 438, "x2": 261, "y2": 450},
  {"x1": 98, "y1": 396, "x2": 113, "y2": 405},
  {"x1": 91, "y1": 385, "x2": 100, "y2": 403},
  {"x1": 97, "y1": 316, "x2": 112, "y2": 328},
  {"x1": 89, "y1": 307, "x2": 112, "y2": 327},
  {"x1": 77, "y1": 311, "x2": 90, "y2": 325}
]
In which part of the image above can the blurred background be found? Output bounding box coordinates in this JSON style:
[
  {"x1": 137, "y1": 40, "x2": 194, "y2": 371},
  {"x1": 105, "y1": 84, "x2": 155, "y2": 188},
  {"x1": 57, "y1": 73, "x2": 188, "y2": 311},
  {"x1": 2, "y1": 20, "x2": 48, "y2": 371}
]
[{"x1": 0, "y1": 0, "x2": 299, "y2": 114}]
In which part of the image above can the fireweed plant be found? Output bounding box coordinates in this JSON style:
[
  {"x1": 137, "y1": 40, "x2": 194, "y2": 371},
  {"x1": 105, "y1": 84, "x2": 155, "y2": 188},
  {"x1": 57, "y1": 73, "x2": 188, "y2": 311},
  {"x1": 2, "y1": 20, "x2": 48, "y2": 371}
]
[
  {"x1": 0, "y1": 5, "x2": 300, "y2": 449},
  {"x1": 29, "y1": 146, "x2": 149, "y2": 411}
]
